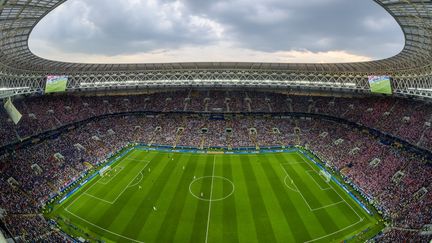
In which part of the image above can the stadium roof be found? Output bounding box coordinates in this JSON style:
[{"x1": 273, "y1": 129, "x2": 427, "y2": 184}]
[{"x1": 0, "y1": 0, "x2": 431, "y2": 74}]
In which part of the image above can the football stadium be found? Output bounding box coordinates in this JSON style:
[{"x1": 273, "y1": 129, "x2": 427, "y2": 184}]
[{"x1": 0, "y1": 0, "x2": 431, "y2": 242}]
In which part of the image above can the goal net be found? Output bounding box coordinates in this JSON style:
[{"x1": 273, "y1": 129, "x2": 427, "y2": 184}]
[
  {"x1": 319, "y1": 170, "x2": 331, "y2": 183},
  {"x1": 99, "y1": 165, "x2": 111, "y2": 176}
]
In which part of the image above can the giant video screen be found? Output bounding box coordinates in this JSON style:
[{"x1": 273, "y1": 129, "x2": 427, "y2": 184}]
[
  {"x1": 368, "y1": 75, "x2": 392, "y2": 94},
  {"x1": 45, "y1": 75, "x2": 68, "y2": 93}
]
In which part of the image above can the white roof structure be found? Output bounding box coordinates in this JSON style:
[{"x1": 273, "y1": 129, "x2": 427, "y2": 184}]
[{"x1": 0, "y1": 0, "x2": 431, "y2": 97}]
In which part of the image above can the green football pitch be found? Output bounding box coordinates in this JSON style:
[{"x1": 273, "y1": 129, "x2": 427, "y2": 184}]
[{"x1": 47, "y1": 148, "x2": 384, "y2": 243}]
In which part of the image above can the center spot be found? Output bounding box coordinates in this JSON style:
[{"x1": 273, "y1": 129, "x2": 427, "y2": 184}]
[{"x1": 189, "y1": 176, "x2": 235, "y2": 202}]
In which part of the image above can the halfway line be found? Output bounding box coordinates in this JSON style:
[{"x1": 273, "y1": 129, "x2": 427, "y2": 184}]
[{"x1": 205, "y1": 156, "x2": 216, "y2": 243}]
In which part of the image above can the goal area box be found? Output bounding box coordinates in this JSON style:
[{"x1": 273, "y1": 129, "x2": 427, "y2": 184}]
[{"x1": 99, "y1": 165, "x2": 111, "y2": 176}]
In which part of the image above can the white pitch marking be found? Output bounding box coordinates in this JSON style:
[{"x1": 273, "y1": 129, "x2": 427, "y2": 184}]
[
  {"x1": 98, "y1": 166, "x2": 124, "y2": 185},
  {"x1": 124, "y1": 158, "x2": 147, "y2": 162},
  {"x1": 298, "y1": 153, "x2": 363, "y2": 220},
  {"x1": 281, "y1": 161, "x2": 306, "y2": 165},
  {"x1": 109, "y1": 162, "x2": 150, "y2": 204},
  {"x1": 279, "y1": 163, "x2": 299, "y2": 192},
  {"x1": 63, "y1": 154, "x2": 153, "y2": 243},
  {"x1": 85, "y1": 162, "x2": 149, "y2": 205},
  {"x1": 189, "y1": 176, "x2": 235, "y2": 202},
  {"x1": 279, "y1": 163, "x2": 313, "y2": 210},
  {"x1": 305, "y1": 170, "x2": 331, "y2": 190},
  {"x1": 83, "y1": 193, "x2": 114, "y2": 204},
  {"x1": 205, "y1": 156, "x2": 216, "y2": 243},
  {"x1": 304, "y1": 217, "x2": 364, "y2": 243},
  {"x1": 327, "y1": 179, "x2": 363, "y2": 220},
  {"x1": 65, "y1": 207, "x2": 144, "y2": 243},
  {"x1": 127, "y1": 172, "x2": 144, "y2": 188},
  {"x1": 282, "y1": 155, "x2": 360, "y2": 213},
  {"x1": 287, "y1": 174, "x2": 313, "y2": 211},
  {"x1": 311, "y1": 200, "x2": 344, "y2": 211},
  {"x1": 283, "y1": 176, "x2": 299, "y2": 192}
]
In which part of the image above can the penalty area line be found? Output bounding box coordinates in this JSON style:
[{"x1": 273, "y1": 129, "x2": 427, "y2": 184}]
[
  {"x1": 279, "y1": 163, "x2": 299, "y2": 192},
  {"x1": 298, "y1": 153, "x2": 364, "y2": 221},
  {"x1": 64, "y1": 207, "x2": 144, "y2": 243},
  {"x1": 304, "y1": 217, "x2": 364, "y2": 243},
  {"x1": 85, "y1": 162, "x2": 149, "y2": 205},
  {"x1": 83, "y1": 193, "x2": 114, "y2": 205},
  {"x1": 305, "y1": 170, "x2": 331, "y2": 191},
  {"x1": 110, "y1": 162, "x2": 150, "y2": 204},
  {"x1": 98, "y1": 166, "x2": 125, "y2": 185},
  {"x1": 127, "y1": 172, "x2": 144, "y2": 188},
  {"x1": 311, "y1": 200, "x2": 344, "y2": 211}
]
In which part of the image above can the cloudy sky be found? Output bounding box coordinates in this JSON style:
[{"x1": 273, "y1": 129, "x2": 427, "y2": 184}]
[{"x1": 29, "y1": 0, "x2": 404, "y2": 64}]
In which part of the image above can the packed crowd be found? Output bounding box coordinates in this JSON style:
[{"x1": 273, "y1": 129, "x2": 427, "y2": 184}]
[
  {"x1": 0, "y1": 90, "x2": 431, "y2": 242},
  {"x1": 1, "y1": 90, "x2": 431, "y2": 150},
  {"x1": 297, "y1": 119, "x2": 431, "y2": 242}
]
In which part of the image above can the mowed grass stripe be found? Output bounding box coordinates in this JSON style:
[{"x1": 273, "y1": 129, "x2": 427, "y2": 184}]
[
  {"x1": 295, "y1": 153, "x2": 375, "y2": 242},
  {"x1": 325, "y1": 180, "x2": 367, "y2": 227},
  {"x1": 281, "y1": 160, "x2": 340, "y2": 234},
  {"x1": 296, "y1": 154, "x2": 365, "y2": 229},
  {"x1": 282, "y1": 163, "x2": 325, "y2": 208},
  {"x1": 172, "y1": 154, "x2": 211, "y2": 243},
  {"x1": 280, "y1": 153, "x2": 365, "y2": 241},
  {"x1": 240, "y1": 155, "x2": 278, "y2": 243},
  {"x1": 64, "y1": 190, "x2": 114, "y2": 239},
  {"x1": 207, "y1": 155, "x2": 224, "y2": 243},
  {"x1": 190, "y1": 155, "x2": 214, "y2": 243},
  {"x1": 52, "y1": 149, "x2": 381, "y2": 243},
  {"x1": 120, "y1": 152, "x2": 180, "y2": 241},
  {"x1": 290, "y1": 162, "x2": 340, "y2": 207},
  {"x1": 293, "y1": 153, "x2": 342, "y2": 203},
  {"x1": 100, "y1": 152, "x2": 163, "y2": 241},
  {"x1": 273, "y1": 153, "x2": 333, "y2": 240},
  {"x1": 137, "y1": 153, "x2": 189, "y2": 242},
  {"x1": 306, "y1": 171, "x2": 331, "y2": 190},
  {"x1": 93, "y1": 152, "x2": 161, "y2": 241},
  {"x1": 260, "y1": 154, "x2": 312, "y2": 242},
  {"x1": 250, "y1": 154, "x2": 295, "y2": 243},
  {"x1": 84, "y1": 152, "x2": 160, "y2": 242},
  {"x1": 85, "y1": 159, "x2": 148, "y2": 202},
  {"x1": 222, "y1": 156, "x2": 239, "y2": 243},
  {"x1": 207, "y1": 155, "x2": 238, "y2": 243},
  {"x1": 152, "y1": 154, "x2": 199, "y2": 242},
  {"x1": 87, "y1": 149, "x2": 152, "y2": 197},
  {"x1": 231, "y1": 155, "x2": 259, "y2": 243},
  {"x1": 124, "y1": 149, "x2": 151, "y2": 161},
  {"x1": 67, "y1": 151, "x2": 154, "y2": 217},
  {"x1": 64, "y1": 151, "x2": 157, "y2": 242}
]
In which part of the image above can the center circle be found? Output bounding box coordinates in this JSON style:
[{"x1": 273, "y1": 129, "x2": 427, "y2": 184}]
[{"x1": 189, "y1": 176, "x2": 235, "y2": 201}]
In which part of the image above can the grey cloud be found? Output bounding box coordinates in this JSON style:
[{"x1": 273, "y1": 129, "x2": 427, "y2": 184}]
[
  {"x1": 30, "y1": 0, "x2": 404, "y2": 60},
  {"x1": 186, "y1": 0, "x2": 403, "y2": 58}
]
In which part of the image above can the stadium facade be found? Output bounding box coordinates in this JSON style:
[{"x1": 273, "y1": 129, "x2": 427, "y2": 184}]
[{"x1": 0, "y1": 0, "x2": 431, "y2": 98}]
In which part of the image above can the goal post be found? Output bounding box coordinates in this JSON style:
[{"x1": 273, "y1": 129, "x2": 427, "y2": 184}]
[
  {"x1": 319, "y1": 169, "x2": 331, "y2": 183},
  {"x1": 99, "y1": 165, "x2": 111, "y2": 176}
]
